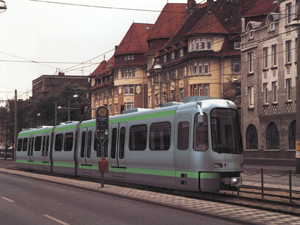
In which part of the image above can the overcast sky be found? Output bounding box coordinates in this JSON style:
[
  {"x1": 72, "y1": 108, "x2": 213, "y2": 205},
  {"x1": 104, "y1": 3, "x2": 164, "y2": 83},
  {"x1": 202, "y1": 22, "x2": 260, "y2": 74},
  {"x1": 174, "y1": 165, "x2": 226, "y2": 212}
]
[{"x1": 0, "y1": 0, "x2": 203, "y2": 103}]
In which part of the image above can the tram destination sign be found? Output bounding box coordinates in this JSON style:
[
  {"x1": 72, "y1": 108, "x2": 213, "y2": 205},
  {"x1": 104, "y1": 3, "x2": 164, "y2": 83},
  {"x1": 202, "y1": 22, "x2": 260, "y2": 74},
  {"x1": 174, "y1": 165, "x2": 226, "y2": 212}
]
[{"x1": 95, "y1": 106, "x2": 109, "y2": 141}]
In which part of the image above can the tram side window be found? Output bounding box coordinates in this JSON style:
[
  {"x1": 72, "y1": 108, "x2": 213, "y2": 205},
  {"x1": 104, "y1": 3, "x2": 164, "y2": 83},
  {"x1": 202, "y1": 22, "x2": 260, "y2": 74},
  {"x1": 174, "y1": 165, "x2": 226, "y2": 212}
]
[
  {"x1": 42, "y1": 135, "x2": 50, "y2": 157},
  {"x1": 80, "y1": 131, "x2": 86, "y2": 157},
  {"x1": 119, "y1": 127, "x2": 125, "y2": 159},
  {"x1": 35, "y1": 136, "x2": 42, "y2": 151},
  {"x1": 22, "y1": 138, "x2": 28, "y2": 151},
  {"x1": 193, "y1": 113, "x2": 208, "y2": 151},
  {"x1": 64, "y1": 132, "x2": 74, "y2": 151},
  {"x1": 150, "y1": 122, "x2": 171, "y2": 150},
  {"x1": 87, "y1": 131, "x2": 92, "y2": 158},
  {"x1": 178, "y1": 121, "x2": 189, "y2": 150},
  {"x1": 28, "y1": 138, "x2": 34, "y2": 156},
  {"x1": 17, "y1": 139, "x2": 22, "y2": 151},
  {"x1": 55, "y1": 134, "x2": 63, "y2": 151},
  {"x1": 129, "y1": 124, "x2": 147, "y2": 150},
  {"x1": 111, "y1": 128, "x2": 117, "y2": 159}
]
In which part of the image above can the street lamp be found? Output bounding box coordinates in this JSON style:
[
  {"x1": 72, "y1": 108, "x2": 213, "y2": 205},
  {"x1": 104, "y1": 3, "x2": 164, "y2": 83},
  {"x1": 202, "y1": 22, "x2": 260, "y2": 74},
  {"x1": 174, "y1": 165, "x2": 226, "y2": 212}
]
[{"x1": 0, "y1": 0, "x2": 7, "y2": 13}]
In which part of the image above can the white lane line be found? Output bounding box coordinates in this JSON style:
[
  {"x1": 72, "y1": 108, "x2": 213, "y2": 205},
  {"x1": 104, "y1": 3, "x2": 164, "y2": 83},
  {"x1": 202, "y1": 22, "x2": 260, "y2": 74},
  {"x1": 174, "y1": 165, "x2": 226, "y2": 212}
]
[
  {"x1": 43, "y1": 215, "x2": 70, "y2": 225},
  {"x1": 1, "y1": 197, "x2": 14, "y2": 202}
]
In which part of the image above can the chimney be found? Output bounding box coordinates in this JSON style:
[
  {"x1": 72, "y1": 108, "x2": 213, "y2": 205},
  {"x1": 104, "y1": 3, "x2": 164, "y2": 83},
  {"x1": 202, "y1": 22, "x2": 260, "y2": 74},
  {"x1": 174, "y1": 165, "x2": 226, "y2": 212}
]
[
  {"x1": 188, "y1": 0, "x2": 197, "y2": 16},
  {"x1": 115, "y1": 45, "x2": 119, "y2": 50},
  {"x1": 58, "y1": 72, "x2": 65, "y2": 76}
]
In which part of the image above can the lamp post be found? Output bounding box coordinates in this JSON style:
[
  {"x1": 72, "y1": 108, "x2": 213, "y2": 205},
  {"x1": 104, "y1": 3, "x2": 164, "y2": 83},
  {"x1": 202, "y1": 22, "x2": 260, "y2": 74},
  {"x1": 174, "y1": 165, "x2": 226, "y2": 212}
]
[{"x1": 0, "y1": 0, "x2": 7, "y2": 13}]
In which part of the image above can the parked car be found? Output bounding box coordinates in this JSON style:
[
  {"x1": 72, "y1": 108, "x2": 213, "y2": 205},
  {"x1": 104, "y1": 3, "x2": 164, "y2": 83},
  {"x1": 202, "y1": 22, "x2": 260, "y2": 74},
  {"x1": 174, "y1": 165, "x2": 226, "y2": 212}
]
[{"x1": 0, "y1": 151, "x2": 4, "y2": 157}]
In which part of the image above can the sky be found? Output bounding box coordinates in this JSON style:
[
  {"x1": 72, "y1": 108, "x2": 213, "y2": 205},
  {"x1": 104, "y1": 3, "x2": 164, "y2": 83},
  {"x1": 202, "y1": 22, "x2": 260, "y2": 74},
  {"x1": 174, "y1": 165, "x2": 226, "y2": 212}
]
[{"x1": 0, "y1": 0, "x2": 201, "y2": 103}]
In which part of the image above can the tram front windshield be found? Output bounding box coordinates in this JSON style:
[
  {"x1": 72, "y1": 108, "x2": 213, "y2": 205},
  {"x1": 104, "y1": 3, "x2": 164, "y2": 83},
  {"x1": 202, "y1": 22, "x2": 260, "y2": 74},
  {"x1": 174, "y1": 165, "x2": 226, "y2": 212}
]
[{"x1": 211, "y1": 108, "x2": 243, "y2": 154}]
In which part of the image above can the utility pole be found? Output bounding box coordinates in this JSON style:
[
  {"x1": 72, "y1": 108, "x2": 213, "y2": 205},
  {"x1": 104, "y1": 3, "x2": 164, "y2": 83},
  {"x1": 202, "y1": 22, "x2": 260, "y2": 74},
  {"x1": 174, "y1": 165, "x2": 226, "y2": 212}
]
[
  {"x1": 295, "y1": 0, "x2": 300, "y2": 173},
  {"x1": 14, "y1": 90, "x2": 17, "y2": 161}
]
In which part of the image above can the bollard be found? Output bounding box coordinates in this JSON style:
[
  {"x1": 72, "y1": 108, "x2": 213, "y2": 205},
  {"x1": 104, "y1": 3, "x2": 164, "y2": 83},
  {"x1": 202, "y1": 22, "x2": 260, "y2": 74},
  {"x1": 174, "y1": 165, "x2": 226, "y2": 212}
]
[{"x1": 289, "y1": 170, "x2": 292, "y2": 203}]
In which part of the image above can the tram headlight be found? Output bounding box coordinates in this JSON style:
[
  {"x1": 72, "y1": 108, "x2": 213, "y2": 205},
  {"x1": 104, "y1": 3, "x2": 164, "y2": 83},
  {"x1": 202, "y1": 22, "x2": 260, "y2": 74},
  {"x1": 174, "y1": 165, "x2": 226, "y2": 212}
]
[{"x1": 231, "y1": 177, "x2": 242, "y2": 188}]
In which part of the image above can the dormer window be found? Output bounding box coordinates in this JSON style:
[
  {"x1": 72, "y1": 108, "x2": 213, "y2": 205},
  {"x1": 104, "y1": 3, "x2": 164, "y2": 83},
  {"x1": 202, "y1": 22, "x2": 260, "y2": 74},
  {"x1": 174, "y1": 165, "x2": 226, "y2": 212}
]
[
  {"x1": 171, "y1": 52, "x2": 175, "y2": 60},
  {"x1": 249, "y1": 30, "x2": 254, "y2": 39},
  {"x1": 189, "y1": 37, "x2": 213, "y2": 52},
  {"x1": 124, "y1": 55, "x2": 134, "y2": 61},
  {"x1": 163, "y1": 55, "x2": 167, "y2": 63},
  {"x1": 179, "y1": 49, "x2": 184, "y2": 57},
  {"x1": 234, "y1": 42, "x2": 241, "y2": 50},
  {"x1": 270, "y1": 22, "x2": 275, "y2": 31}
]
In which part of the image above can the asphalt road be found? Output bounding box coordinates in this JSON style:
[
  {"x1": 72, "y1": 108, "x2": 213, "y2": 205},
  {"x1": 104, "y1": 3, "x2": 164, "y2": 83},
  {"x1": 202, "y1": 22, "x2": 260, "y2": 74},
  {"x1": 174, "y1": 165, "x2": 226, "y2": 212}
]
[{"x1": 0, "y1": 172, "x2": 239, "y2": 225}]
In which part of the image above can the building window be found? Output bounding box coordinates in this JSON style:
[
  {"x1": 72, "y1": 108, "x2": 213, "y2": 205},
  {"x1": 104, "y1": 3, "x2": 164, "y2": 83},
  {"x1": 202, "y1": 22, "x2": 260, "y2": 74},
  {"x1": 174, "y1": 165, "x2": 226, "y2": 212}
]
[
  {"x1": 263, "y1": 47, "x2": 268, "y2": 68},
  {"x1": 287, "y1": 78, "x2": 292, "y2": 100},
  {"x1": 163, "y1": 55, "x2": 167, "y2": 63},
  {"x1": 171, "y1": 52, "x2": 175, "y2": 60},
  {"x1": 155, "y1": 94, "x2": 160, "y2": 105},
  {"x1": 125, "y1": 102, "x2": 134, "y2": 110},
  {"x1": 248, "y1": 52, "x2": 254, "y2": 73},
  {"x1": 180, "y1": 88, "x2": 184, "y2": 100},
  {"x1": 272, "y1": 81, "x2": 277, "y2": 103},
  {"x1": 232, "y1": 61, "x2": 241, "y2": 74},
  {"x1": 289, "y1": 120, "x2": 296, "y2": 149},
  {"x1": 115, "y1": 104, "x2": 118, "y2": 114},
  {"x1": 286, "y1": 3, "x2": 292, "y2": 24},
  {"x1": 234, "y1": 42, "x2": 241, "y2": 50},
  {"x1": 124, "y1": 85, "x2": 134, "y2": 95},
  {"x1": 286, "y1": 40, "x2": 292, "y2": 63},
  {"x1": 246, "y1": 124, "x2": 258, "y2": 149},
  {"x1": 263, "y1": 83, "x2": 268, "y2": 104},
  {"x1": 179, "y1": 49, "x2": 184, "y2": 57},
  {"x1": 266, "y1": 122, "x2": 279, "y2": 149},
  {"x1": 123, "y1": 55, "x2": 134, "y2": 61},
  {"x1": 189, "y1": 37, "x2": 213, "y2": 52},
  {"x1": 272, "y1": 44, "x2": 277, "y2": 67},
  {"x1": 248, "y1": 86, "x2": 254, "y2": 107}
]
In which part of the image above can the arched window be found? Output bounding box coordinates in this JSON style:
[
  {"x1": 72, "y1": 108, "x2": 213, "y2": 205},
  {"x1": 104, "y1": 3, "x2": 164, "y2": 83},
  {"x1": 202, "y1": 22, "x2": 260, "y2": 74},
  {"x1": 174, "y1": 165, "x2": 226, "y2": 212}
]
[
  {"x1": 266, "y1": 122, "x2": 279, "y2": 149},
  {"x1": 289, "y1": 120, "x2": 296, "y2": 149},
  {"x1": 246, "y1": 124, "x2": 258, "y2": 149}
]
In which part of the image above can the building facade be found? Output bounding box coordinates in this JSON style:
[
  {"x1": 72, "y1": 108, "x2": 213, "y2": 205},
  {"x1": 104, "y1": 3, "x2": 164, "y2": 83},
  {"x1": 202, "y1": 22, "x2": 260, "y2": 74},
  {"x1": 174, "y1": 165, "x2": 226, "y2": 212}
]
[
  {"x1": 32, "y1": 72, "x2": 89, "y2": 101},
  {"x1": 241, "y1": 0, "x2": 298, "y2": 166}
]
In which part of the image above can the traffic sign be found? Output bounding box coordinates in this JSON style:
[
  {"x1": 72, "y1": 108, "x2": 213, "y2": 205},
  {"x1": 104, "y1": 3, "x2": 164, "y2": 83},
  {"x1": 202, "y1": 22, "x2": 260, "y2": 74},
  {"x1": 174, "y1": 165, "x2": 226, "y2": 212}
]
[{"x1": 95, "y1": 106, "x2": 109, "y2": 141}]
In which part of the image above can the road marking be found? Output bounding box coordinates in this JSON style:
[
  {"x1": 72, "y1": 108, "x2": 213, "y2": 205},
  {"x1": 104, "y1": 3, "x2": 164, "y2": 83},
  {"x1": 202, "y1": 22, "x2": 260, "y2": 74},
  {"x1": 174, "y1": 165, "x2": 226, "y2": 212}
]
[
  {"x1": 43, "y1": 215, "x2": 69, "y2": 225},
  {"x1": 1, "y1": 197, "x2": 14, "y2": 203}
]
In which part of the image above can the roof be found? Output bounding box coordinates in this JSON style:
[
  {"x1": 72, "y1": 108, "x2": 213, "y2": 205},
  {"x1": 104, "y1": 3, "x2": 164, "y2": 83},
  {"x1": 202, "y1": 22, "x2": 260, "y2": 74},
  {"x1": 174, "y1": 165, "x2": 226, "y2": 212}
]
[
  {"x1": 90, "y1": 56, "x2": 115, "y2": 78},
  {"x1": 187, "y1": 12, "x2": 228, "y2": 35},
  {"x1": 242, "y1": 0, "x2": 279, "y2": 18},
  {"x1": 114, "y1": 23, "x2": 154, "y2": 56},
  {"x1": 147, "y1": 3, "x2": 189, "y2": 41}
]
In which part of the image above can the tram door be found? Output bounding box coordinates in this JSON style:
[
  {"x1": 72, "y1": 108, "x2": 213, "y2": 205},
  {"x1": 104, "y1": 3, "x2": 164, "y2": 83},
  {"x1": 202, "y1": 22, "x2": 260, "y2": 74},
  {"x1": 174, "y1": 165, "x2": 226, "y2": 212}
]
[
  {"x1": 27, "y1": 135, "x2": 34, "y2": 169},
  {"x1": 174, "y1": 114, "x2": 191, "y2": 170},
  {"x1": 110, "y1": 122, "x2": 126, "y2": 180},
  {"x1": 79, "y1": 128, "x2": 93, "y2": 174},
  {"x1": 41, "y1": 133, "x2": 51, "y2": 170}
]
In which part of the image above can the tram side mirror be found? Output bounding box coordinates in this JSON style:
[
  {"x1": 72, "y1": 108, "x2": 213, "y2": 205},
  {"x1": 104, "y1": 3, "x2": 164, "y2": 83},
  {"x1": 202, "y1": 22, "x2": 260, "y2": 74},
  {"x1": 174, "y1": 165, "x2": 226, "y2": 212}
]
[{"x1": 198, "y1": 114, "x2": 204, "y2": 125}]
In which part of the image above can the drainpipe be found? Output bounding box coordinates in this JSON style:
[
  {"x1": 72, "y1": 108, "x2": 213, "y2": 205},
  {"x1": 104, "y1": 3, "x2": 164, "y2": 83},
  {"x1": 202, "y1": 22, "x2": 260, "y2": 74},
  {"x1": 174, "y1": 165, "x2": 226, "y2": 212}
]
[{"x1": 221, "y1": 56, "x2": 224, "y2": 98}]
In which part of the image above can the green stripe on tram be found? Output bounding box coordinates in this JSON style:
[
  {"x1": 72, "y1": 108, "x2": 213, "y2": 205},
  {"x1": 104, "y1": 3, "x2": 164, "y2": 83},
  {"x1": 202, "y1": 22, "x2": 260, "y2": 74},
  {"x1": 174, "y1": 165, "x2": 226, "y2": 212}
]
[
  {"x1": 18, "y1": 128, "x2": 53, "y2": 137},
  {"x1": 15, "y1": 160, "x2": 50, "y2": 165},
  {"x1": 55, "y1": 125, "x2": 77, "y2": 132},
  {"x1": 109, "y1": 109, "x2": 176, "y2": 124}
]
